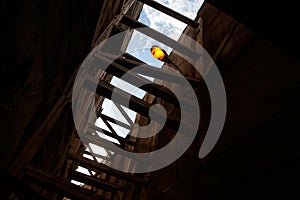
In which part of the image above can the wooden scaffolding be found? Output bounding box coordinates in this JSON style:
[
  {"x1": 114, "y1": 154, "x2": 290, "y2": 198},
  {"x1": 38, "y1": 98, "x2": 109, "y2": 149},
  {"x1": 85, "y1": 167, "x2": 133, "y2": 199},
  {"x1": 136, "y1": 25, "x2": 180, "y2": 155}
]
[{"x1": 8, "y1": 0, "x2": 206, "y2": 199}]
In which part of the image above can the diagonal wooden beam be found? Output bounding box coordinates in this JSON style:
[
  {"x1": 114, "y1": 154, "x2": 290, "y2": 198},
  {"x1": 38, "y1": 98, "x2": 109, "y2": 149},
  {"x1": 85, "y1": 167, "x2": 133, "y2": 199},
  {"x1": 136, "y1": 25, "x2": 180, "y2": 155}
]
[
  {"x1": 114, "y1": 102, "x2": 135, "y2": 126},
  {"x1": 97, "y1": 113, "x2": 132, "y2": 130},
  {"x1": 88, "y1": 124, "x2": 135, "y2": 146},
  {"x1": 79, "y1": 133, "x2": 147, "y2": 162}
]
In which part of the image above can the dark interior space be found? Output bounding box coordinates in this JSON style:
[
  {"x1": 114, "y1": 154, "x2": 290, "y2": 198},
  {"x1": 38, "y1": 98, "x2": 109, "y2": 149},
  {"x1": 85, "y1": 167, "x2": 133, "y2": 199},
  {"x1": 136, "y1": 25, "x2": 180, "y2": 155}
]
[{"x1": 1, "y1": 0, "x2": 299, "y2": 199}]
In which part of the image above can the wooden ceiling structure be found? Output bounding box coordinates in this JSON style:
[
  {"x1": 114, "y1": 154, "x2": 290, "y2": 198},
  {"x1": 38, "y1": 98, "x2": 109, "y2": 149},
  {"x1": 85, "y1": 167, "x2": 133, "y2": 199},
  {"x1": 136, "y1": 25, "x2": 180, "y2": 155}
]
[
  {"x1": 2, "y1": 0, "x2": 205, "y2": 199},
  {"x1": 1, "y1": 0, "x2": 300, "y2": 199}
]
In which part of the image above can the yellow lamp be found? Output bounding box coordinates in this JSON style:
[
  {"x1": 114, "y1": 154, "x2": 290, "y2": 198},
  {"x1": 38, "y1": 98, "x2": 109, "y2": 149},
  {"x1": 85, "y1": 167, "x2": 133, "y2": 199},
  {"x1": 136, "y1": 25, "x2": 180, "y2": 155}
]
[
  {"x1": 150, "y1": 45, "x2": 171, "y2": 63},
  {"x1": 150, "y1": 45, "x2": 184, "y2": 74}
]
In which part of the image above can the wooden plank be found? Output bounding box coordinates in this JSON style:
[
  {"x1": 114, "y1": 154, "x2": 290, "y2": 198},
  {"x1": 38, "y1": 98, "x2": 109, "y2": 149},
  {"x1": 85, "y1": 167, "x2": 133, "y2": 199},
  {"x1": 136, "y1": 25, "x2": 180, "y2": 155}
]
[
  {"x1": 90, "y1": 0, "x2": 109, "y2": 46},
  {"x1": 120, "y1": 16, "x2": 199, "y2": 60},
  {"x1": 138, "y1": 0, "x2": 200, "y2": 28},
  {"x1": 98, "y1": 113, "x2": 132, "y2": 130},
  {"x1": 83, "y1": 77, "x2": 199, "y2": 134},
  {"x1": 63, "y1": 137, "x2": 83, "y2": 178},
  {"x1": 92, "y1": 53, "x2": 181, "y2": 106},
  {"x1": 122, "y1": 53, "x2": 202, "y2": 86},
  {"x1": 88, "y1": 124, "x2": 135, "y2": 146},
  {"x1": 91, "y1": 0, "x2": 136, "y2": 48},
  {"x1": 114, "y1": 102, "x2": 135, "y2": 126},
  {"x1": 68, "y1": 170, "x2": 123, "y2": 192},
  {"x1": 67, "y1": 153, "x2": 148, "y2": 186},
  {"x1": 24, "y1": 166, "x2": 103, "y2": 200},
  {"x1": 53, "y1": 130, "x2": 78, "y2": 176},
  {"x1": 101, "y1": 116, "x2": 127, "y2": 140},
  {"x1": 79, "y1": 133, "x2": 147, "y2": 162},
  {"x1": 83, "y1": 150, "x2": 109, "y2": 161},
  {"x1": 121, "y1": 0, "x2": 138, "y2": 15},
  {"x1": 96, "y1": 52, "x2": 202, "y2": 87}
]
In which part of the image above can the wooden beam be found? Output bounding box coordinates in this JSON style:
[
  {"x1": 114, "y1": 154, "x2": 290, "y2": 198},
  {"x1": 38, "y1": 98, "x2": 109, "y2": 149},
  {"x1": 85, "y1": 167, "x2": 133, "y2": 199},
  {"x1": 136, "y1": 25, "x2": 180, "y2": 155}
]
[
  {"x1": 53, "y1": 129, "x2": 80, "y2": 177},
  {"x1": 67, "y1": 153, "x2": 148, "y2": 186},
  {"x1": 83, "y1": 78, "x2": 180, "y2": 130},
  {"x1": 114, "y1": 102, "x2": 134, "y2": 126},
  {"x1": 98, "y1": 113, "x2": 132, "y2": 130},
  {"x1": 99, "y1": 116, "x2": 125, "y2": 140},
  {"x1": 92, "y1": 53, "x2": 181, "y2": 106},
  {"x1": 79, "y1": 132, "x2": 148, "y2": 161},
  {"x1": 111, "y1": 52, "x2": 201, "y2": 86},
  {"x1": 83, "y1": 150, "x2": 109, "y2": 161},
  {"x1": 68, "y1": 170, "x2": 123, "y2": 192},
  {"x1": 138, "y1": 0, "x2": 199, "y2": 28},
  {"x1": 88, "y1": 124, "x2": 135, "y2": 146},
  {"x1": 91, "y1": 52, "x2": 204, "y2": 88},
  {"x1": 121, "y1": 0, "x2": 138, "y2": 15},
  {"x1": 83, "y1": 77, "x2": 199, "y2": 135},
  {"x1": 24, "y1": 166, "x2": 103, "y2": 200},
  {"x1": 91, "y1": 0, "x2": 137, "y2": 48},
  {"x1": 120, "y1": 16, "x2": 199, "y2": 60}
]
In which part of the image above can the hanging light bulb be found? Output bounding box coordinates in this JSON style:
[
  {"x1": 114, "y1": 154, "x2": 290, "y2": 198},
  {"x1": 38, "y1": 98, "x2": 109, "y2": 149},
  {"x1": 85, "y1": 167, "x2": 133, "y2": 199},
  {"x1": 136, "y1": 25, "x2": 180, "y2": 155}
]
[{"x1": 150, "y1": 45, "x2": 171, "y2": 63}]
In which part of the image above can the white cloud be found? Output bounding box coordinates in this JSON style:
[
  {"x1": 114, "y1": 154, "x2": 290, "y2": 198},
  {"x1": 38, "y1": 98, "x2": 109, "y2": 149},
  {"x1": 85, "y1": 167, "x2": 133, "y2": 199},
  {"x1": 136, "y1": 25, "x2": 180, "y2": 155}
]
[
  {"x1": 154, "y1": 0, "x2": 204, "y2": 19},
  {"x1": 142, "y1": 4, "x2": 186, "y2": 40},
  {"x1": 144, "y1": 0, "x2": 204, "y2": 40}
]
